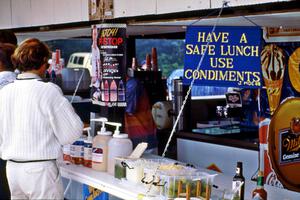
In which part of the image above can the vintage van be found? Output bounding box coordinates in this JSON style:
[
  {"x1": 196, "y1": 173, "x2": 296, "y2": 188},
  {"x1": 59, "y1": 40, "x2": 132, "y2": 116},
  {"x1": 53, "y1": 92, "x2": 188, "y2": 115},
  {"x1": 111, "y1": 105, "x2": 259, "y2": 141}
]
[{"x1": 67, "y1": 52, "x2": 92, "y2": 76}]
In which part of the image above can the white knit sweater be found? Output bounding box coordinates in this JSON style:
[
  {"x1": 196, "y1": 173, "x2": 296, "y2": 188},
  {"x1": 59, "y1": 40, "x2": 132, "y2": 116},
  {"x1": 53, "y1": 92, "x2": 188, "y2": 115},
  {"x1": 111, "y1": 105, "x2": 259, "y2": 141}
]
[{"x1": 0, "y1": 73, "x2": 83, "y2": 160}]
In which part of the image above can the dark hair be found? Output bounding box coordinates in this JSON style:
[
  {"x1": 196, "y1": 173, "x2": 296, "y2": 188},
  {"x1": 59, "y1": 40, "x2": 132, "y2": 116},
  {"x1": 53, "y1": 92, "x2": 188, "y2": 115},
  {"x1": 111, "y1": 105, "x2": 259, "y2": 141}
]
[
  {"x1": 0, "y1": 30, "x2": 17, "y2": 45},
  {"x1": 0, "y1": 43, "x2": 16, "y2": 71},
  {"x1": 12, "y1": 38, "x2": 50, "y2": 72}
]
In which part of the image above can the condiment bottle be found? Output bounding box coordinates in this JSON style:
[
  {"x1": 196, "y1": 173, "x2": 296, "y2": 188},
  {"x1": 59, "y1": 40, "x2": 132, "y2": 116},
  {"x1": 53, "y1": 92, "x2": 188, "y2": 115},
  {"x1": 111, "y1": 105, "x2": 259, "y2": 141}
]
[
  {"x1": 252, "y1": 171, "x2": 267, "y2": 200},
  {"x1": 70, "y1": 135, "x2": 85, "y2": 165},
  {"x1": 107, "y1": 122, "x2": 133, "y2": 175},
  {"x1": 62, "y1": 144, "x2": 71, "y2": 164},
  {"x1": 83, "y1": 127, "x2": 93, "y2": 168},
  {"x1": 91, "y1": 118, "x2": 112, "y2": 171},
  {"x1": 232, "y1": 161, "x2": 245, "y2": 200}
]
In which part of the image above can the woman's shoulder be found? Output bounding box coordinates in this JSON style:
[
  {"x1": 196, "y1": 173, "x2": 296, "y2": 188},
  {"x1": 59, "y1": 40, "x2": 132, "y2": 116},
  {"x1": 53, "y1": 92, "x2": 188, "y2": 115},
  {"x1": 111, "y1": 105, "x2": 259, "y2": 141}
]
[{"x1": 39, "y1": 81, "x2": 64, "y2": 96}]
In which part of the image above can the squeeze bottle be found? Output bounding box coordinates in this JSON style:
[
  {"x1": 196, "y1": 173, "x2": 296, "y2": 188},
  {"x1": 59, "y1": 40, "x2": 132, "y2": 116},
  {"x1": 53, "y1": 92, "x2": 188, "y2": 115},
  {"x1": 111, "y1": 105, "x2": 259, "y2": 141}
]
[
  {"x1": 107, "y1": 122, "x2": 133, "y2": 175},
  {"x1": 91, "y1": 118, "x2": 112, "y2": 171}
]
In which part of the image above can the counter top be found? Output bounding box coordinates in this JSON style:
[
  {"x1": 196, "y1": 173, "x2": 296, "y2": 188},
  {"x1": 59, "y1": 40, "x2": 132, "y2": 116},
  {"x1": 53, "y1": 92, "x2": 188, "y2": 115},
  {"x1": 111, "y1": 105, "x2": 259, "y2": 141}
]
[
  {"x1": 60, "y1": 163, "x2": 157, "y2": 200},
  {"x1": 176, "y1": 131, "x2": 259, "y2": 151},
  {"x1": 60, "y1": 161, "x2": 300, "y2": 200}
]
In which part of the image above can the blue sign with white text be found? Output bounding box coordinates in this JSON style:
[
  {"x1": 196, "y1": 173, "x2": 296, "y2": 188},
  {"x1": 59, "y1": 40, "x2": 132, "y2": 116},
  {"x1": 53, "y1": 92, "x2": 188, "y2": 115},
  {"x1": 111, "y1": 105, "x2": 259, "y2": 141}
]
[{"x1": 183, "y1": 26, "x2": 262, "y2": 88}]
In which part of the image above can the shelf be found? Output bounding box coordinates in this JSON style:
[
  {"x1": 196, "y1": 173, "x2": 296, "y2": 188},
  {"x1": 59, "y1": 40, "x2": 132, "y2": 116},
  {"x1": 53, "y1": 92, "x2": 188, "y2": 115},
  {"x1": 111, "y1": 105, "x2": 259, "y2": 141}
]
[{"x1": 60, "y1": 163, "x2": 160, "y2": 200}]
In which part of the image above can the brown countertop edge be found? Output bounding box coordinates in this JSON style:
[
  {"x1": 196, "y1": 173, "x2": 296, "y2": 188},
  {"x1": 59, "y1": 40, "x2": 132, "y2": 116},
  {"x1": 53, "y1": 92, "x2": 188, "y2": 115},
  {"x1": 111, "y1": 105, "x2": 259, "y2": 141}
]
[{"x1": 176, "y1": 131, "x2": 259, "y2": 151}]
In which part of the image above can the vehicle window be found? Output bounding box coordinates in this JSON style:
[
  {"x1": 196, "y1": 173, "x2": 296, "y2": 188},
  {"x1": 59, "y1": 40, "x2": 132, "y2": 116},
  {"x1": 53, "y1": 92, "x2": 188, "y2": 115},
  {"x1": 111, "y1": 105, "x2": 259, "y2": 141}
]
[
  {"x1": 73, "y1": 56, "x2": 79, "y2": 64},
  {"x1": 78, "y1": 57, "x2": 84, "y2": 65},
  {"x1": 69, "y1": 56, "x2": 74, "y2": 63}
]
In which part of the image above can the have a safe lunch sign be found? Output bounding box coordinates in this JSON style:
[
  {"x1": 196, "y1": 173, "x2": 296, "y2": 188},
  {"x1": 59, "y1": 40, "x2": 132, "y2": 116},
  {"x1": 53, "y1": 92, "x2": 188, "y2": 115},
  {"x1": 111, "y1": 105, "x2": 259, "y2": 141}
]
[{"x1": 183, "y1": 26, "x2": 262, "y2": 88}]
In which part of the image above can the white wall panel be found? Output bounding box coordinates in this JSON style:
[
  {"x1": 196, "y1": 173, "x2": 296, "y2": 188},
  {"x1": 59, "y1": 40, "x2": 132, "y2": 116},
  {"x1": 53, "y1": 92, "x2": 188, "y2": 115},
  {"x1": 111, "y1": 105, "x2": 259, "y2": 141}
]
[
  {"x1": 81, "y1": 0, "x2": 89, "y2": 21},
  {"x1": 0, "y1": 0, "x2": 12, "y2": 29},
  {"x1": 114, "y1": 0, "x2": 156, "y2": 18},
  {"x1": 177, "y1": 138, "x2": 258, "y2": 180},
  {"x1": 11, "y1": 0, "x2": 31, "y2": 27},
  {"x1": 53, "y1": 0, "x2": 82, "y2": 24},
  {"x1": 31, "y1": 0, "x2": 54, "y2": 26},
  {"x1": 157, "y1": 0, "x2": 210, "y2": 14},
  {"x1": 210, "y1": 0, "x2": 281, "y2": 8}
]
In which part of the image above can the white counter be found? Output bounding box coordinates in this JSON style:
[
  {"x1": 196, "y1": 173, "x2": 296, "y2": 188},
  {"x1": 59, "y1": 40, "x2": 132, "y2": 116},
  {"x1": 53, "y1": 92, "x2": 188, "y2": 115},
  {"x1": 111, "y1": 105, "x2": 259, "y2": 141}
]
[
  {"x1": 60, "y1": 162, "x2": 300, "y2": 200},
  {"x1": 60, "y1": 163, "x2": 159, "y2": 200}
]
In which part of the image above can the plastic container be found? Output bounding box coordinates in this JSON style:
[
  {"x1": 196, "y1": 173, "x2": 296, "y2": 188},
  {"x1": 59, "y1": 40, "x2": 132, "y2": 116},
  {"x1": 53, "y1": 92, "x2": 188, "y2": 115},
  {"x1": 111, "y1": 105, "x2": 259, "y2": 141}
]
[
  {"x1": 160, "y1": 172, "x2": 217, "y2": 199},
  {"x1": 91, "y1": 118, "x2": 112, "y2": 171},
  {"x1": 63, "y1": 144, "x2": 71, "y2": 164},
  {"x1": 70, "y1": 135, "x2": 86, "y2": 165},
  {"x1": 114, "y1": 143, "x2": 148, "y2": 180},
  {"x1": 107, "y1": 122, "x2": 133, "y2": 175},
  {"x1": 83, "y1": 127, "x2": 93, "y2": 168}
]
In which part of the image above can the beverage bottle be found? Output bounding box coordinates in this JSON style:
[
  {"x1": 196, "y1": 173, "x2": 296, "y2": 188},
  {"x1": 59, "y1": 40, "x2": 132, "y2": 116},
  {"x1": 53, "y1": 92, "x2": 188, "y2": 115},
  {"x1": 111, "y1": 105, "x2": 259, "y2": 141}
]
[
  {"x1": 252, "y1": 171, "x2": 267, "y2": 200},
  {"x1": 118, "y1": 80, "x2": 125, "y2": 101},
  {"x1": 151, "y1": 47, "x2": 158, "y2": 71},
  {"x1": 232, "y1": 161, "x2": 245, "y2": 200},
  {"x1": 145, "y1": 54, "x2": 151, "y2": 71},
  {"x1": 91, "y1": 25, "x2": 101, "y2": 88},
  {"x1": 55, "y1": 49, "x2": 61, "y2": 73},
  {"x1": 91, "y1": 118, "x2": 112, "y2": 171},
  {"x1": 50, "y1": 52, "x2": 56, "y2": 81},
  {"x1": 101, "y1": 81, "x2": 105, "y2": 101},
  {"x1": 131, "y1": 57, "x2": 138, "y2": 71},
  {"x1": 104, "y1": 80, "x2": 109, "y2": 102},
  {"x1": 110, "y1": 80, "x2": 117, "y2": 102}
]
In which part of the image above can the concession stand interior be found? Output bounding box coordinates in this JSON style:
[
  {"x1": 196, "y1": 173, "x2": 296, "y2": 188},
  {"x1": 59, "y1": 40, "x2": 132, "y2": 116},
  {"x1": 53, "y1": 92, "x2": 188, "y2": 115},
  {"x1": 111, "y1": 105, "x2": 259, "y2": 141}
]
[{"x1": 1, "y1": 0, "x2": 300, "y2": 199}]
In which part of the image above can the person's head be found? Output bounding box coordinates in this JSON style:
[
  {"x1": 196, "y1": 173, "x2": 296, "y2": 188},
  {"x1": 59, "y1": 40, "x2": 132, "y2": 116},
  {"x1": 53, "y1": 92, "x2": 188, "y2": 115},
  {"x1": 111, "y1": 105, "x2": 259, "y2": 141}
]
[
  {"x1": 12, "y1": 38, "x2": 50, "y2": 76},
  {"x1": 0, "y1": 30, "x2": 17, "y2": 45},
  {"x1": 0, "y1": 43, "x2": 16, "y2": 72}
]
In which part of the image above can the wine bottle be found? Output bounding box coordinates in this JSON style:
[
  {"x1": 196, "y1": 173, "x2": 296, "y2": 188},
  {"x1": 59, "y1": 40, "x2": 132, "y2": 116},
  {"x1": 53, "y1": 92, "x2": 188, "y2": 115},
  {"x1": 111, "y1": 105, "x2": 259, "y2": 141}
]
[
  {"x1": 232, "y1": 162, "x2": 245, "y2": 200},
  {"x1": 252, "y1": 171, "x2": 267, "y2": 200}
]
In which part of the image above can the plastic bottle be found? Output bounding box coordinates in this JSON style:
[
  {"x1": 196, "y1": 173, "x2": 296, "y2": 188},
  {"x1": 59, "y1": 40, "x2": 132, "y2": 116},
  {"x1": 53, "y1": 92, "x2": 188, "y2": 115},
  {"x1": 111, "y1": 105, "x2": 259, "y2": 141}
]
[
  {"x1": 118, "y1": 80, "x2": 125, "y2": 101},
  {"x1": 107, "y1": 122, "x2": 133, "y2": 175},
  {"x1": 83, "y1": 127, "x2": 93, "y2": 168},
  {"x1": 101, "y1": 81, "x2": 105, "y2": 101},
  {"x1": 62, "y1": 144, "x2": 71, "y2": 164},
  {"x1": 91, "y1": 118, "x2": 112, "y2": 171},
  {"x1": 70, "y1": 135, "x2": 86, "y2": 165},
  {"x1": 104, "y1": 80, "x2": 109, "y2": 102},
  {"x1": 110, "y1": 80, "x2": 117, "y2": 102},
  {"x1": 152, "y1": 47, "x2": 158, "y2": 71}
]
